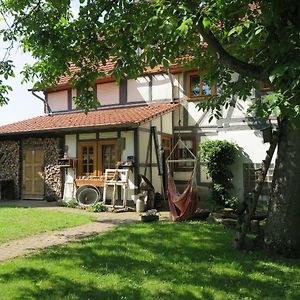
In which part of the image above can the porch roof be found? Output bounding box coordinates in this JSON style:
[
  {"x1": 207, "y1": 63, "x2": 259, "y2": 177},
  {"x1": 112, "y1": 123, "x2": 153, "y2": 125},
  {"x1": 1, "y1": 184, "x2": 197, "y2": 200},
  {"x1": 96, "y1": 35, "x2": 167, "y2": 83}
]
[{"x1": 0, "y1": 103, "x2": 179, "y2": 136}]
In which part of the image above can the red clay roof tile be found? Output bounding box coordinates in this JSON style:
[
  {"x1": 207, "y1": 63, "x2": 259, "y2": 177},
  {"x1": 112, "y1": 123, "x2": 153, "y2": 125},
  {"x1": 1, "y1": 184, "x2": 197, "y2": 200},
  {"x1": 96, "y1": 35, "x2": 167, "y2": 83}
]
[{"x1": 0, "y1": 103, "x2": 179, "y2": 135}]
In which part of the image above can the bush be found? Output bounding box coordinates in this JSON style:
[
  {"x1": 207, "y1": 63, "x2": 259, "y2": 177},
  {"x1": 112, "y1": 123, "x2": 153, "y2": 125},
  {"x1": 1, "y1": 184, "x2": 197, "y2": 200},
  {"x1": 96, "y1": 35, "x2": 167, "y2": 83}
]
[
  {"x1": 87, "y1": 201, "x2": 106, "y2": 212},
  {"x1": 200, "y1": 140, "x2": 237, "y2": 207},
  {"x1": 61, "y1": 199, "x2": 78, "y2": 208}
]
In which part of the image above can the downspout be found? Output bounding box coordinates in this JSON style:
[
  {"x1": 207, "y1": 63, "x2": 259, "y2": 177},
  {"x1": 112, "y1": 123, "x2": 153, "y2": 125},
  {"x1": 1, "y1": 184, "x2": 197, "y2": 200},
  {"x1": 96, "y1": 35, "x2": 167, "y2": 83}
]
[
  {"x1": 30, "y1": 89, "x2": 52, "y2": 115},
  {"x1": 168, "y1": 69, "x2": 175, "y2": 103}
]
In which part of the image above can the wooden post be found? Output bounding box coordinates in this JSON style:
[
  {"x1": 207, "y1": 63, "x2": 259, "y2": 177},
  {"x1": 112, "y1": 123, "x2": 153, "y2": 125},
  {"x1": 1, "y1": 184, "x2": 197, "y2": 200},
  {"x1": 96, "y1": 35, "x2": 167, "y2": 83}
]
[{"x1": 235, "y1": 133, "x2": 278, "y2": 249}]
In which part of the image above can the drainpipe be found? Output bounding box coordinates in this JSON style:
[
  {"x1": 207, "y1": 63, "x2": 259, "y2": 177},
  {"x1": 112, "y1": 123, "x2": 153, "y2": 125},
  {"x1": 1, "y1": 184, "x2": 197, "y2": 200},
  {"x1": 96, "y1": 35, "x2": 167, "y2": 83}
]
[
  {"x1": 29, "y1": 89, "x2": 52, "y2": 115},
  {"x1": 168, "y1": 69, "x2": 175, "y2": 103}
]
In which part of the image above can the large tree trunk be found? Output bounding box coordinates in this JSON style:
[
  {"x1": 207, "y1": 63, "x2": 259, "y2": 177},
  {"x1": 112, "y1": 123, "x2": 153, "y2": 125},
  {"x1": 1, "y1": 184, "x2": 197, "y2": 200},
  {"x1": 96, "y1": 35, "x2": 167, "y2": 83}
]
[{"x1": 265, "y1": 118, "x2": 300, "y2": 257}]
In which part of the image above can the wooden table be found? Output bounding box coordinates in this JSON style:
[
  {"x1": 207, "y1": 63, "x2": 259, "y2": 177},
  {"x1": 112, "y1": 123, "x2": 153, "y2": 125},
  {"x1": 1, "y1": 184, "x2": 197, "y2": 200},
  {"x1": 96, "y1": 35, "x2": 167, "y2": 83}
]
[{"x1": 74, "y1": 178, "x2": 105, "y2": 188}]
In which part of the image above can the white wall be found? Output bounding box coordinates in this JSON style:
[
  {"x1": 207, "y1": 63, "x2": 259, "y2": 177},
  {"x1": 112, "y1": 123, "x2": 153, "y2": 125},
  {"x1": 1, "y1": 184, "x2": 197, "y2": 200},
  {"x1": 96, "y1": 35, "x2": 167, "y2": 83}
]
[
  {"x1": 48, "y1": 90, "x2": 68, "y2": 112},
  {"x1": 71, "y1": 88, "x2": 77, "y2": 109},
  {"x1": 152, "y1": 74, "x2": 172, "y2": 101},
  {"x1": 162, "y1": 112, "x2": 173, "y2": 134},
  {"x1": 127, "y1": 77, "x2": 150, "y2": 103},
  {"x1": 65, "y1": 134, "x2": 77, "y2": 183},
  {"x1": 200, "y1": 129, "x2": 276, "y2": 201},
  {"x1": 64, "y1": 131, "x2": 139, "y2": 202},
  {"x1": 99, "y1": 132, "x2": 118, "y2": 139},
  {"x1": 97, "y1": 82, "x2": 119, "y2": 105}
]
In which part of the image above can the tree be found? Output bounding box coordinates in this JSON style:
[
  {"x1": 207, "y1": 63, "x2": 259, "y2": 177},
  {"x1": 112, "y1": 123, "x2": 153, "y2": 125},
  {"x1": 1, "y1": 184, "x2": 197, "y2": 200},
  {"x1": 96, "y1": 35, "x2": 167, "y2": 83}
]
[{"x1": 0, "y1": 0, "x2": 299, "y2": 256}]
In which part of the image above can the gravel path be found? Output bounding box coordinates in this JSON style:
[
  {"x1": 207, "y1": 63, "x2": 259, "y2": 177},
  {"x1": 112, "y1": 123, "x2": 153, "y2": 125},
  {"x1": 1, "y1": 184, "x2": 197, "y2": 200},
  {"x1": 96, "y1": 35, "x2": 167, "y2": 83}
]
[{"x1": 0, "y1": 201, "x2": 170, "y2": 263}]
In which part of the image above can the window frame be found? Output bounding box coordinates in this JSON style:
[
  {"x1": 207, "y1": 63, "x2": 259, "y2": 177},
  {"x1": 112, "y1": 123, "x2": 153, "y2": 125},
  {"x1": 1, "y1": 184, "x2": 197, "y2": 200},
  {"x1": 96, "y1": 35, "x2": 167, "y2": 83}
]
[
  {"x1": 77, "y1": 139, "x2": 119, "y2": 177},
  {"x1": 174, "y1": 136, "x2": 196, "y2": 171},
  {"x1": 187, "y1": 71, "x2": 217, "y2": 100},
  {"x1": 98, "y1": 140, "x2": 119, "y2": 175},
  {"x1": 77, "y1": 141, "x2": 98, "y2": 177}
]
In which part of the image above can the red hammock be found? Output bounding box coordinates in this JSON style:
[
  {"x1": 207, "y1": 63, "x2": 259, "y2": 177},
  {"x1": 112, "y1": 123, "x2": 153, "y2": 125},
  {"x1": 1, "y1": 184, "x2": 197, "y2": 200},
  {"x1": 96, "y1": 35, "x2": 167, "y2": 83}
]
[{"x1": 167, "y1": 171, "x2": 198, "y2": 221}]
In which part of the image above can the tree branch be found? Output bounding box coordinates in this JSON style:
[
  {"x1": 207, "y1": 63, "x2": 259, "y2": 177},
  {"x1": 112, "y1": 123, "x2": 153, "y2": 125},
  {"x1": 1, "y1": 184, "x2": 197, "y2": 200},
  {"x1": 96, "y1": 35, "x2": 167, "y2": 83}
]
[{"x1": 198, "y1": 16, "x2": 265, "y2": 81}]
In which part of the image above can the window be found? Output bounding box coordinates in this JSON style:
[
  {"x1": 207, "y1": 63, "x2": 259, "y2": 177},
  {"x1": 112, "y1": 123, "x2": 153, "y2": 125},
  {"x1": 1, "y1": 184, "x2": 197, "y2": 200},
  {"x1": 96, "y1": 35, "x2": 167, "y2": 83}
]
[
  {"x1": 187, "y1": 72, "x2": 216, "y2": 100},
  {"x1": 77, "y1": 139, "x2": 119, "y2": 177},
  {"x1": 161, "y1": 136, "x2": 172, "y2": 159},
  {"x1": 175, "y1": 136, "x2": 196, "y2": 170},
  {"x1": 259, "y1": 81, "x2": 271, "y2": 91},
  {"x1": 78, "y1": 141, "x2": 97, "y2": 177},
  {"x1": 99, "y1": 140, "x2": 118, "y2": 174}
]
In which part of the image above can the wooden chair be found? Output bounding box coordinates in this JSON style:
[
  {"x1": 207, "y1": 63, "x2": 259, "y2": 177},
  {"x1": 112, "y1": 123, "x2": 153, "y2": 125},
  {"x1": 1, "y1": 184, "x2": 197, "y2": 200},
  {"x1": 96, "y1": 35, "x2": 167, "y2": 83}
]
[{"x1": 103, "y1": 169, "x2": 129, "y2": 208}]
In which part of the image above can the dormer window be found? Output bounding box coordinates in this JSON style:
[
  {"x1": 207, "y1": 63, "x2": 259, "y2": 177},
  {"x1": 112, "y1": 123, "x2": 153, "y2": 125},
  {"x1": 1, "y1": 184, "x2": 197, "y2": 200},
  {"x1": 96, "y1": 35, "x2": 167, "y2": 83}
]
[{"x1": 187, "y1": 72, "x2": 216, "y2": 100}]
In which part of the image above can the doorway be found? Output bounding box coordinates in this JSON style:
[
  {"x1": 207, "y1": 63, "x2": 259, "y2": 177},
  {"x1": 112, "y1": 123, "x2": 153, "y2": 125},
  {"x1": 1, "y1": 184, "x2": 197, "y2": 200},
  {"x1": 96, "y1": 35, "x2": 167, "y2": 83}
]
[{"x1": 22, "y1": 147, "x2": 44, "y2": 199}]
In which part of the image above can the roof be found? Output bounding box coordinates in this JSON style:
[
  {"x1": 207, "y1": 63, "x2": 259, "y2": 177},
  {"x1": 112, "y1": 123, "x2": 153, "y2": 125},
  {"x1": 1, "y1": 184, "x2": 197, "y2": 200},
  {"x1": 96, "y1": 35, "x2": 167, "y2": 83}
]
[
  {"x1": 57, "y1": 55, "x2": 193, "y2": 88},
  {"x1": 58, "y1": 59, "x2": 116, "y2": 86},
  {"x1": 0, "y1": 103, "x2": 179, "y2": 136}
]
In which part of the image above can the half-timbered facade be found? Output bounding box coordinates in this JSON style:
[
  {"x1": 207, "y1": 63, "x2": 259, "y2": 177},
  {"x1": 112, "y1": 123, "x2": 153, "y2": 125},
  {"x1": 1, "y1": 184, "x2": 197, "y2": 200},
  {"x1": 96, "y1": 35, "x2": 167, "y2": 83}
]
[{"x1": 0, "y1": 63, "x2": 275, "y2": 204}]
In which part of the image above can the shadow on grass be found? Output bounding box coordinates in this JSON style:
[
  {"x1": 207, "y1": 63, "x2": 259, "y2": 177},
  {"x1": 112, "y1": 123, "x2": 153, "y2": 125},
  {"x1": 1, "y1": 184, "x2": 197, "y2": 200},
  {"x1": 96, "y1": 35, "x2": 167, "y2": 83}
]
[{"x1": 0, "y1": 222, "x2": 299, "y2": 299}]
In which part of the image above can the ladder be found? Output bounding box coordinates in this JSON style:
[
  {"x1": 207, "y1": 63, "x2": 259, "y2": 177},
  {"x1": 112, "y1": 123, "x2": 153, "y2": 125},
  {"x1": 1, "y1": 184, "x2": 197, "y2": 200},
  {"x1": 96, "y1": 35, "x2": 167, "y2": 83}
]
[
  {"x1": 144, "y1": 126, "x2": 163, "y2": 176},
  {"x1": 235, "y1": 133, "x2": 278, "y2": 249}
]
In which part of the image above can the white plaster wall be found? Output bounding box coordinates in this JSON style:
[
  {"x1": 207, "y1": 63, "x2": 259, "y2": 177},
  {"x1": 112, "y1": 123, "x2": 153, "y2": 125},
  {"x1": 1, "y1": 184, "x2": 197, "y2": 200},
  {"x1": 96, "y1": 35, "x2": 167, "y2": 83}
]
[
  {"x1": 222, "y1": 97, "x2": 254, "y2": 119},
  {"x1": 121, "y1": 131, "x2": 134, "y2": 162},
  {"x1": 151, "y1": 118, "x2": 161, "y2": 130},
  {"x1": 140, "y1": 122, "x2": 150, "y2": 129},
  {"x1": 71, "y1": 88, "x2": 77, "y2": 109},
  {"x1": 218, "y1": 129, "x2": 271, "y2": 162},
  {"x1": 197, "y1": 129, "x2": 277, "y2": 201},
  {"x1": 173, "y1": 106, "x2": 183, "y2": 127},
  {"x1": 99, "y1": 132, "x2": 118, "y2": 139},
  {"x1": 48, "y1": 90, "x2": 68, "y2": 112},
  {"x1": 127, "y1": 77, "x2": 150, "y2": 103},
  {"x1": 162, "y1": 112, "x2": 173, "y2": 134},
  {"x1": 152, "y1": 74, "x2": 172, "y2": 101},
  {"x1": 65, "y1": 134, "x2": 77, "y2": 183},
  {"x1": 186, "y1": 102, "x2": 218, "y2": 127},
  {"x1": 79, "y1": 133, "x2": 97, "y2": 140},
  {"x1": 121, "y1": 131, "x2": 137, "y2": 201},
  {"x1": 151, "y1": 166, "x2": 163, "y2": 193},
  {"x1": 97, "y1": 82, "x2": 119, "y2": 105},
  {"x1": 173, "y1": 73, "x2": 185, "y2": 100},
  {"x1": 139, "y1": 130, "x2": 150, "y2": 163}
]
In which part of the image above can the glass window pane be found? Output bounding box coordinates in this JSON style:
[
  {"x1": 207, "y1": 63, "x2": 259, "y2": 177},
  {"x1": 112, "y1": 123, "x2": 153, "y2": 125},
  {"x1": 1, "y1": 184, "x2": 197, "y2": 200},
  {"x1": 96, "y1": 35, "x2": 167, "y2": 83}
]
[
  {"x1": 202, "y1": 81, "x2": 211, "y2": 96},
  {"x1": 190, "y1": 75, "x2": 200, "y2": 97}
]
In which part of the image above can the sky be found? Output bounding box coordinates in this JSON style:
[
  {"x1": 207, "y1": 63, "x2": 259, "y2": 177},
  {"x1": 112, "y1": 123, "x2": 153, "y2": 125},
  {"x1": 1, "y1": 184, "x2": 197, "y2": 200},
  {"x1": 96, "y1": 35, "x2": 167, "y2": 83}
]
[
  {"x1": 0, "y1": 1, "x2": 81, "y2": 126},
  {"x1": 0, "y1": 48, "x2": 44, "y2": 126}
]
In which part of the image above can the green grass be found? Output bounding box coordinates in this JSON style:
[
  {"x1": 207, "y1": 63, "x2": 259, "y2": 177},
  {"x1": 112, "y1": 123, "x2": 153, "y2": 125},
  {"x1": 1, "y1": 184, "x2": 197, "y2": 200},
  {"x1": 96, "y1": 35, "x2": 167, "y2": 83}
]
[
  {"x1": 0, "y1": 222, "x2": 299, "y2": 299},
  {"x1": 0, "y1": 208, "x2": 93, "y2": 244}
]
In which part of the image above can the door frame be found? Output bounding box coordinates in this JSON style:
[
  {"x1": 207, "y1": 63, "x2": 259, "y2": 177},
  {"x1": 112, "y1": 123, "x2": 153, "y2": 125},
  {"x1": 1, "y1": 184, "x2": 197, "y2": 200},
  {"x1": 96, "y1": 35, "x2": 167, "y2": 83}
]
[{"x1": 22, "y1": 146, "x2": 45, "y2": 200}]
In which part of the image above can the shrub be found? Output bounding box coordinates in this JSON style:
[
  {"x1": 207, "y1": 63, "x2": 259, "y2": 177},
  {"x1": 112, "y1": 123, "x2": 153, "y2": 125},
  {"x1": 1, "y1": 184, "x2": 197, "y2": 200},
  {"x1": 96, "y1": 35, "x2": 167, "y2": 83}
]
[
  {"x1": 200, "y1": 140, "x2": 237, "y2": 207},
  {"x1": 87, "y1": 201, "x2": 106, "y2": 212},
  {"x1": 62, "y1": 199, "x2": 78, "y2": 208}
]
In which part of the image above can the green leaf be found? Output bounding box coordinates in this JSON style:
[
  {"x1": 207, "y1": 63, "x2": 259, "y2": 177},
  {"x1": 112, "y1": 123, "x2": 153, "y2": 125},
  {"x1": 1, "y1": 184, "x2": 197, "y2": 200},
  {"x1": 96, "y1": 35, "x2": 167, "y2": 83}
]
[{"x1": 202, "y1": 17, "x2": 211, "y2": 29}]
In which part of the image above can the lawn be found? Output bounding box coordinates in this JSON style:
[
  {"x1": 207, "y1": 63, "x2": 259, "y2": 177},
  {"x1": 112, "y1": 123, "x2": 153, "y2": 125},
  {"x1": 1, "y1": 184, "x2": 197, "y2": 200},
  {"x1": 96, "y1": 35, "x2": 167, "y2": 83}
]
[
  {"x1": 0, "y1": 222, "x2": 299, "y2": 299},
  {"x1": 0, "y1": 207, "x2": 93, "y2": 244}
]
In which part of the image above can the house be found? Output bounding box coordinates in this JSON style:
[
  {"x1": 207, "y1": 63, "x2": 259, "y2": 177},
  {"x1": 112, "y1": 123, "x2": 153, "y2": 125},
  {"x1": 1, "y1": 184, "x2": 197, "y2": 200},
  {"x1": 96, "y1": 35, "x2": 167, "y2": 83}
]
[{"x1": 0, "y1": 62, "x2": 276, "y2": 204}]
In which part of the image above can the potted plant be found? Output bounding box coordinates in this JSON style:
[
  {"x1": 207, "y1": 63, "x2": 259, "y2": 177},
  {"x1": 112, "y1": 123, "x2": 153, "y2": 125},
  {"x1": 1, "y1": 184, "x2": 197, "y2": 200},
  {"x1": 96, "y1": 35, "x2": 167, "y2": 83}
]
[{"x1": 140, "y1": 209, "x2": 160, "y2": 222}]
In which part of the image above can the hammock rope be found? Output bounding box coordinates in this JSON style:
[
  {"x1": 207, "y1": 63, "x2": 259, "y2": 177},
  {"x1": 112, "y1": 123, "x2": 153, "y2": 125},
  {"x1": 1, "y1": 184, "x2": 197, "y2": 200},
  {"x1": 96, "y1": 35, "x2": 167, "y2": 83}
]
[{"x1": 166, "y1": 138, "x2": 198, "y2": 221}]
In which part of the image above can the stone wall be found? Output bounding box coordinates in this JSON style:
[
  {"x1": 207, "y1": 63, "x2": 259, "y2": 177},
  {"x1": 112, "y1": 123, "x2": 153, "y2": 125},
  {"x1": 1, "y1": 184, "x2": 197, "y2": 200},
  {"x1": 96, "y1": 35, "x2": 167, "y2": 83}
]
[
  {"x1": 43, "y1": 138, "x2": 63, "y2": 200},
  {"x1": 0, "y1": 140, "x2": 20, "y2": 199}
]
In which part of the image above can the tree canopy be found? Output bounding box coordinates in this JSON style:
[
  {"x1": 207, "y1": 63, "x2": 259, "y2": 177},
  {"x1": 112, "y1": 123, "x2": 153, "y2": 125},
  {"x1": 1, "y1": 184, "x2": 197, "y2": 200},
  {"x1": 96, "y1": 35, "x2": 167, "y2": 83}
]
[{"x1": 0, "y1": 0, "x2": 299, "y2": 118}]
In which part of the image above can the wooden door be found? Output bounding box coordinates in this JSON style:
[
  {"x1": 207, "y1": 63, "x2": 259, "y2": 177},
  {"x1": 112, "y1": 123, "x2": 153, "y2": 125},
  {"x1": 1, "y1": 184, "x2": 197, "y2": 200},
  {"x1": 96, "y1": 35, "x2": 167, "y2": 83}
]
[
  {"x1": 23, "y1": 147, "x2": 44, "y2": 199},
  {"x1": 98, "y1": 140, "x2": 119, "y2": 175}
]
